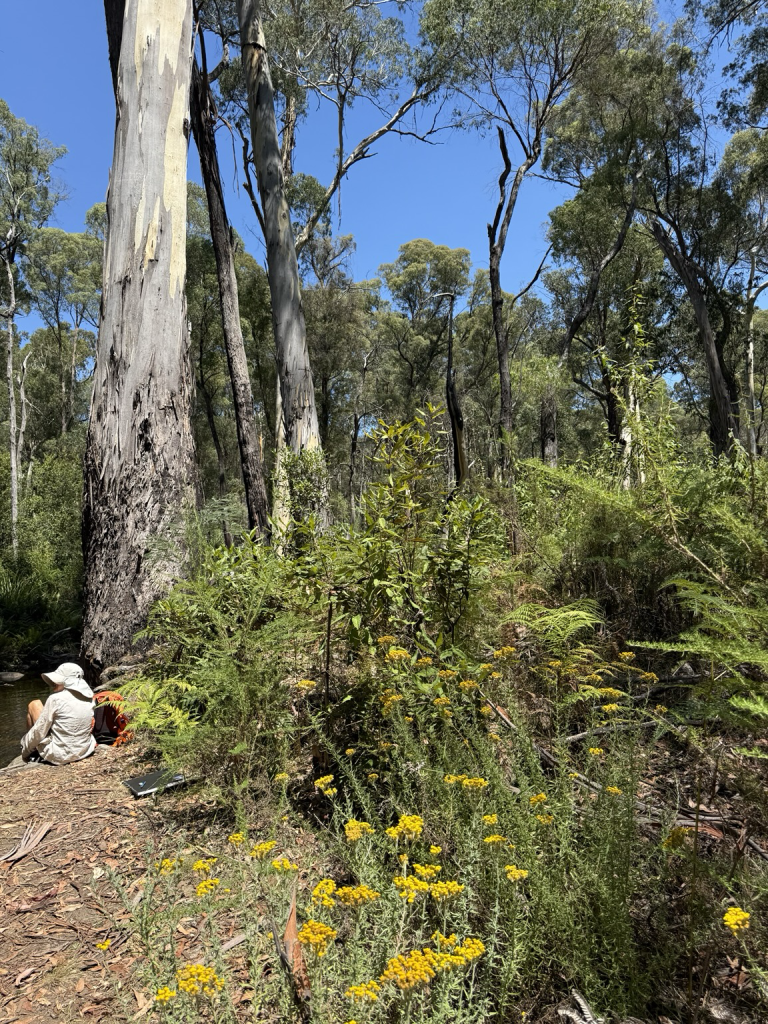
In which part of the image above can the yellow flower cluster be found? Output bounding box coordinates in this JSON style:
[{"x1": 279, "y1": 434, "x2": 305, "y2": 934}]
[
  {"x1": 385, "y1": 647, "x2": 410, "y2": 662},
  {"x1": 345, "y1": 819, "x2": 375, "y2": 843},
  {"x1": 297, "y1": 678, "x2": 316, "y2": 691},
  {"x1": 433, "y1": 695, "x2": 451, "y2": 706},
  {"x1": 588, "y1": 747, "x2": 604, "y2": 756},
  {"x1": 529, "y1": 792, "x2": 547, "y2": 806},
  {"x1": 655, "y1": 704, "x2": 668, "y2": 713},
  {"x1": 379, "y1": 688, "x2": 403, "y2": 714},
  {"x1": 336, "y1": 884, "x2": 380, "y2": 907},
  {"x1": 379, "y1": 741, "x2": 394, "y2": 750},
  {"x1": 379, "y1": 937, "x2": 485, "y2": 992},
  {"x1": 192, "y1": 857, "x2": 217, "y2": 874},
  {"x1": 345, "y1": 980, "x2": 381, "y2": 1002},
  {"x1": 311, "y1": 879, "x2": 337, "y2": 908},
  {"x1": 176, "y1": 963, "x2": 225, "y2": 998},
  {"x1": 96, "y1": 939, "x2": 111, "y2": 951},
  {"x1": 377, "y1": 635, "x2": 397, "y2": 644},
  {"x1": 345, "y1": 747, "x2": 356, "y2": 755},
  {"x1": 368, "y1": 772, "x2": 379, "y2": 781},
  {"x1": 605, "y1": 785, "x2": 622, "y2": 795},
  {"x1": 459, "y1": 679, "x2": 478, "y2": 691},
  {"x1": 228, "y1": 832, "x2": 245, "y2": 846},
  {"x1": 505, "y1": 864, "x2": 529, "y2": 882},
  {"x1": 601, "y1": 703, "x2": 619, "y2": 713},
  {"x1": 314, "y1": 774, "x2": 337, "y2": 797},
  {"x1": 723, "y1": 907, "x2": 750, "y2": 934},
  {"x1": 618, "y1": 651, "x2": 635, "y2": 662},
  {"x1": 155, "y1": 986, "x2": 176, "y2": 1003},
  {"x1": 584, "y1": 673, "x2": 603, "y2": 684},
  {"x1": 196, "y1": 878, "x2": 220, "y2": 897},
  {"x1": 297, "y1": 919, "x2": 337, "y2": 957},
  {"x1": 271, "y1": 857, "x2": 299, "y2": 872},
  {"x1": 479, "y1": 662, "x2": 494, "y2": 671},
  {"x1": 480, "y1": 705, "x2": 494, "y2": 717},
  {"x1": 483, "y1": 834, "x2": 508, "y2": 845},
  {"x1": 429, "y1": 880, "x2": 464, "y2": 901},
  {"x1": 490, "y1": 671, "x2": 502, "y2": 679},
  {"x1": 438, "y1": 668, "x2": 457, "y2": 678},
  {"x1": 274, "y1": 771, "x2": 289, "y2": 782},
  {"x1": 641, "y1": 672, "x2": 659, "y2": 683},
  {"x1": 535, "y1": 814, "x2": 554, "y2": 825},
  {"x1": 413, "y1": 863, "x2": 441, "y2": 879},
  {"x1": 431, "y1": 930, "x2": 458, "y2": 948},
  {"x1": 154, "y1": 857, "x2": 181, "y2": 875},
  {"x1": 662, "y1": 826, "x2": 690, "y2": 851},
  {"x1": 430, "y1": 844, "x2": 442, "y2": 855},
  {"x1": 598, "y1": 687, "x2": 622, "y2": 698},
  {"x1": 385, "y1": 814, "x2": 424, "y2": 841},
  {"x1": 463, "y1": 776, "x2": 488, "y2": 789},
  {"x1": 416, "y1": 656, "x2": 433, "y2": 666},
  {"x1": 250, "y1": 840, "x2": 277, "y2": 859},
  {"x1": 493, "y1": 646, "x2": 516, "y2": 658},
  {"x1": 393, "y1": 874, "x2": 431, "y2": 902},
  {"x1": 482, "y1": 813, "x2": 498, "y2": 825},
  {"x1": 489, "y1": 732, "x2": 502, "y2": 743},
  {"x1": 443, "y1": 774, "x2": 488, "y2": 789}
]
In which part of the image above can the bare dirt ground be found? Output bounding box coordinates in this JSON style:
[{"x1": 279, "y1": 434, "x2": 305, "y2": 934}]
[{"x1": 0, "y1": 745, "x2": 155, "y2": 1024}]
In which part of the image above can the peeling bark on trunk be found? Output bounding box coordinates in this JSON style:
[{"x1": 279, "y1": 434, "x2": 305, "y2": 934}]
[
  {"x1": 236, "y1": 0, "x2": 321, "y2": 457},
  {"x1": 190, "y1": 58, "x2": 270, "y2": 536},
  {"x1": 82, "y1": 0, "x2": 198, "y2": 669}
]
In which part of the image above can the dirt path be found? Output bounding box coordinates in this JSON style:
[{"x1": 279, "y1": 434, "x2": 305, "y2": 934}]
[{"x1": 0, "y1": 746, "x2": 155, "y2": 1024}]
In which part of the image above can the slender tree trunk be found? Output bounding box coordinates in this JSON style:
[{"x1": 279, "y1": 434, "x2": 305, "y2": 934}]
[
  {"x1": 190, "y1": 58, "x2": 270, "y2": 536},
  {"x1": 651, "y1": 221, "x2": 739, "y2": 456},
  {"x1": 2, "y1": 256, "x2": 19, "y2": 558},
  {"x1": 487, "y1": 128, "x2": 540, "y2": 476},
  {"x1": 236, "y1": 0, "x2": 321, "y2": 457},
  {"x1": 82, "y1": 0, "x2": 198, "y2": 669},
  {"x1": 68, "y1": 322, "x2": 80, "y2": 433},
  {"x1": 281, "y1": 93, "x2": 297, "y2": 178},
  {"x1": 746, "y1": 322, "x2": 757, "y2": 457},
  {"x1": 540, "y1": 387, "x2": 558, "y2": 467},
  {"x1": 271, "y1": 374, "x2": 290, "y2": 540}
]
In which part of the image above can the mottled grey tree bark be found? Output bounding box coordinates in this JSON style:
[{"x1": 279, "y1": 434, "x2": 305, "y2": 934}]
[
  {"x1": 82, "y1": 0, "x2": 198, "y2": 668},
  {"x1": 190, "y1": 57, "x2": 270, "y2": 537},
  {"x1": 235, "y1": 0, "x2": 321, "y2": 456}
]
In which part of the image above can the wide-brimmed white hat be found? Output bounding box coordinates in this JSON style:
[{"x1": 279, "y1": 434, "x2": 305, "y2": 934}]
[{"x1": 42, "y1": 662, "x2": 94, "y2": 700}]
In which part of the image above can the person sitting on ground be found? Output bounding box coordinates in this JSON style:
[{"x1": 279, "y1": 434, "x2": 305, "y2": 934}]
[{"x1": 20, "y1": 662, "x2": 97, "y2": 765}]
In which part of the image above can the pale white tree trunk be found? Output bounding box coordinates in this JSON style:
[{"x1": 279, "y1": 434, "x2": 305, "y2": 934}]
[{"x1": 82, "y1": 0, "x2": 198, "y2": 668}]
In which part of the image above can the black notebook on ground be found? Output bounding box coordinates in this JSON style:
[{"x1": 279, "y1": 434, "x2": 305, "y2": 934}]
[{"x1": 122, "y1": 769, "x2": 187, "y2": 798}]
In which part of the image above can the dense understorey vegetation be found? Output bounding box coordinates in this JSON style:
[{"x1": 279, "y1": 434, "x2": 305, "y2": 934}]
[{"x1": 109, "y1": 415, "x2": 768, "y2": 1023}]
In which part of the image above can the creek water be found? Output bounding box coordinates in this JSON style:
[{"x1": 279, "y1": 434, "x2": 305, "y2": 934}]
[{"x1": 0, "y1": 675, "x2": 49, "y2": 767}]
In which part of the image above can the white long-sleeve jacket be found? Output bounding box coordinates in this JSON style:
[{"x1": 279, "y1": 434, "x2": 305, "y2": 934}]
[{"x1": 20, "y1": 690, "x2": 97, "y2": 765}]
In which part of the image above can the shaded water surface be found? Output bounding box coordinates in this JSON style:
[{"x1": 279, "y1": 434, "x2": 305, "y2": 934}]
[{"x1": 0, "y1": 675, "x2": 49, "y2": 767}]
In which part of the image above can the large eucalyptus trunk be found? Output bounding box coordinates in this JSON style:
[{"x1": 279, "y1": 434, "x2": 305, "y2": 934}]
[
  {"x1": 82, "y1": 0, "x2": 198, "y2": 669},
  {"x1": 190, "y1": 58, "x2": 270, "y2": 537},
  {"x1": 235, "y1": 0, "x2": 321, "y2": 456}
]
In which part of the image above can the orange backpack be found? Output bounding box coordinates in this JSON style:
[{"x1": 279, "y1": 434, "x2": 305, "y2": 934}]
[{"x1": 92, "y1": 690, "x2": 132, "y2": 746}]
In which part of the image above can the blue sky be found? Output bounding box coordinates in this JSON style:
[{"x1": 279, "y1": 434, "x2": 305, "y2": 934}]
[{"x1": 1, "y1": 0, "x2": 568, "y2": 336}]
